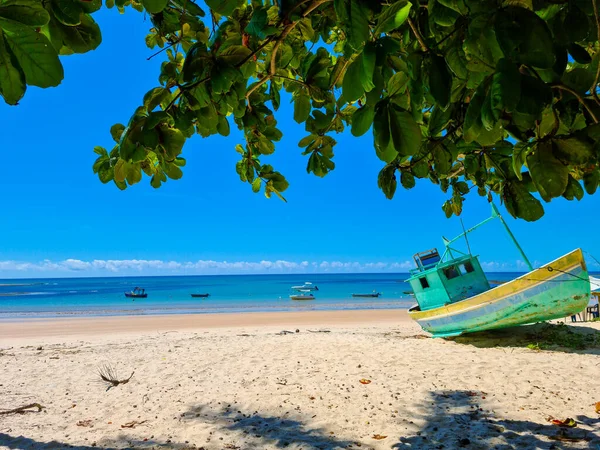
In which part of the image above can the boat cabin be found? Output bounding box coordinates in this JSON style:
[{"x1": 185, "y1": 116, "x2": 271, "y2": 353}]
[{"x1": 406, "y1": 249, "x2": 490, "y2": 311}]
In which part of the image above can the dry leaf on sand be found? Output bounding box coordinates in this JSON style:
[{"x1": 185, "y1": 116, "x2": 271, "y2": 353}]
[
  {"x1": 359, "y1": 379, "x2": 371, "y2": 384},
  {"x1": 372, "y1": 434, "x2": 387, "y2": 440}
]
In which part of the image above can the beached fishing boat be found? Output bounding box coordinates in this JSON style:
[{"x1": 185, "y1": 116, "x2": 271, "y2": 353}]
[
  {"x1": 352, "y1": 292, "x2": 381, "y2": 298},
  {"x1": 191, "y1": 293, "x2": 210, "y2": 298},
  {"x1": 407, "y1": 204, "x2": 590, "y2": 338},
  {"x1": 291, "y1": 282, "x2": 318, "y2": 291},
  {"x1": 125, "y1": 287, "x2": 147, "y2": 299}
]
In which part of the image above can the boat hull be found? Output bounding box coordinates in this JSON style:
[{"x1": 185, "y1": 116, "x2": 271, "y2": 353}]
[
  {"x1": 125, "y1": 293, "x2": 147, "y2": 298},
  {"x1": 352, "y1": 293, "x2": 381, "y2": 298},
  {"x1": 191, "y1": 294, "x2": 210, "y2": 298},
  {"x1": 290, "y1": 295, "x2": 315, "y2": 301},
  {"x1": 408, "y1": 249, "x2": 590, "y2": 337}
]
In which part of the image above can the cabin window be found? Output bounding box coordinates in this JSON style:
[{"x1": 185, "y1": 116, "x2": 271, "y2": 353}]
[
  {"x1": 419, "y1": 277, "x2": 430, "y2": 289},
  {"x1": 463, "y1": 261, "x2": 475, "y2": 273},
  {"x1": 443, "y1": 265, "x2": 460, "y2": 280}
]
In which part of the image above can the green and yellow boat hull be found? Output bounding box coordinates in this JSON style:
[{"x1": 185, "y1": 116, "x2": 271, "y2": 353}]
[{"x1": 408, "y1": 249, "x2": 590, "y2": 338}]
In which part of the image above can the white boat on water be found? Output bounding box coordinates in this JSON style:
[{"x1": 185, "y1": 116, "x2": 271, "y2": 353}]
[
  {"x1": 291, "y1": 282, "x2": 318, "y2": 291},
  {"x1": 290, "y1": 287, "x2": 316, "y2": 300}
]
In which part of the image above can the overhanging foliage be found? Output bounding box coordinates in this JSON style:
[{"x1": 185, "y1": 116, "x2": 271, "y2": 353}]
[{"x1": 2, "y1": 0, "x2": 600, "y2": 221}]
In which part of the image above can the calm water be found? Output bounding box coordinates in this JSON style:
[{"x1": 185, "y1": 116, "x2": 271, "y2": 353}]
[{"x1": 0, "y1": 273, "x2": 526, "y2": 318}]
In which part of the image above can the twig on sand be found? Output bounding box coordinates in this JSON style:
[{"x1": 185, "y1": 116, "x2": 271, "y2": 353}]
[
  {"x1": 277, "y1": 330, "x2": 295, "y2": 335},
  {"x1": 307, "y1": 329, "x2": 331, "y2": 333},
  {"x1": 98, "y1": 364, "x2": 135, "y2": 391},
  {"x1": 121, "y1": 420, "x2": 147, "y2": 428},
  {"x1": 0, "y1": 403, "x2": 45, "y2": 415}
]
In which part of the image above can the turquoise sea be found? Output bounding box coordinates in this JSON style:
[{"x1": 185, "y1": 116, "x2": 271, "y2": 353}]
[{"x1": 0, "y1": 272, "x2": 527, "y2": 318}]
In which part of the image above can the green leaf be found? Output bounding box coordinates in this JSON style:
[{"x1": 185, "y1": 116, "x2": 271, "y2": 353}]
[
  {"x1": 344, "y1": 0, "x2": 369, "y2": 50},
  {"x1": 0, "y1": 0, "x2": 49, "y2": 26},
  {"x1": 2, "y1": 24, "x2": 63, "y2": 87},
  {"x1": 400, "y1": 171, "x2": 415, "y2": 189},
  {"x1": 373, "y1": 102, "x2": 395, "y2": 162},
  {"x1": 583, "y1": 170, "x2": 599, "y2": 195},
  {"x1": 386, "y1": 71, "x2": 409, "y2": 97},
  {"x1": 217, "y1": 115, "x2": 230, "y2": 136},
  {"x1": 562, "y1": 68, "x2": 595, "y2": 94},
  {"x1": 490, "y1": 58, "x2": 521, "y2": 119},
  {"x1": 351, "y1": 105, "x2": 375, "y2": 137},
  {"x1": 463, "y1": 83, "x2": 485, "y2": 142},
  {"x1": 160, "y1": 126, "x2": 186, "y2": 160},
  {"x1": 552, "y1": 136, "x2": 595, "y2": 164},
  {"x1": 245, "y1": 6, "x2": 268, "y2": 39},
  {"x1": 429, "y1": 54, "x2": 451, "y2": 109},
  {"x1": 163, "y1": 163, "x2": 183, "y2": 180},
  {"x1": 511, "y1": 142, "x2": 533, "y2": 180},
  {"x1": 0, "y1": 30, "x2": 24, "y2": 105},
  {"x1": 58, "y1": 14, "x2": 102, "y2": 54},
  {"x1": 527, "y1": 141, "x2": 569, "y2": 201},
  {"x1": 217, "y1": 45, "x2": 252, "y2": 66},
  {"x1": 433, "y1": 144, "x2": 452, "y2": 174},
  {"x1": 360, "y1": 42, "x2": 376, "y2": 92},
  {"x1": 293, "y1": 90, "x2": 311, "y2": 123},
  {"x1": 51, "y1": 0, "x2": 82, "y2": 26},
  {"x1": 503, "y1": 181, "x2": 544, "y2": 221},
  {"x1": 388, "y1": 105, "x2": 422, "y2": 157},
  {"x1": 342, "y1": 58, "x2": 364, "y2": 102},
  {"x1": 377, "y1": 164, "x2": 397, "y2": 199},
  {"x1": 205, "y1": 0, "x2": 241, "y2": 15},
  {"x1": 143, "y1": 87, "x2": 171, "y2": 112},
  {"x1": 495, "y1": 6, "x2": 555, "y2": 69},
  {"x1": 375, "y1": 1, "x2": 411, "y2": 34},
  {"x1": 562, "y1": 175, "x2": 584, "y2": 201},
  {"x1": 568, "y1": 43, "x2": 591, "y2": 65},
  {"x1": 142, "y1": 0, "x2": 167, "y2": 13},
  {"x1": 110, "y1": 123, "x2": 125, "y2": 142},
  {"x1": 251, "y1": 177, "x2": 261, "y2": 193}
]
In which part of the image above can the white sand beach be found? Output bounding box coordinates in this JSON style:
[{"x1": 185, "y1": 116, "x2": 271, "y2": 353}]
[{"x1": 1, "y1": 310, "x2": 599, "y2": 449}]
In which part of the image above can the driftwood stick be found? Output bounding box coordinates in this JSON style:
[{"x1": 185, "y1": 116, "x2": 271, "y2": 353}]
[{"x1": 0, "y1": 403, "x2": 45, "y2": 415}]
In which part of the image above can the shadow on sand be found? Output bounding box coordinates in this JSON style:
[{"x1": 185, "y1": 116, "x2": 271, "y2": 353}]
[
  {"x1": 447, "y1": 322, "x2": 600, "y2": 354},
  {"x1": 182, "y1": 404, "x2": 354, "y2": 449},
  {"x1": 391, "y1": 390, "x2": 600, "y2": 449}
]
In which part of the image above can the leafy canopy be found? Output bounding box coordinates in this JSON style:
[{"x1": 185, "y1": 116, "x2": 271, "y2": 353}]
[{"x1": 3, "y1": 0, "x2": 600, "y2": 221}]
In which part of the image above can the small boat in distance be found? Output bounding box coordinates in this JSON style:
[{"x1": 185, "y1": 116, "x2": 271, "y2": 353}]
[
  {"x1": 191, "y1": 293, "x2": 210, "y2": 298},
  {"x1": 352, "y1": 292, "x2": 381, "y2": 298},
  {"x1": 407, "y1": 204, "x2": 590, "y2": 338},
  {"x1": 290, "y1": 291, "x2": 315, "y2": 301},
  {"x1": 125, "y1": 287, "x2": 147, "y2": 298},
  {"x1": 291, "y1": 282, "x2": 318, "y2": 291}
]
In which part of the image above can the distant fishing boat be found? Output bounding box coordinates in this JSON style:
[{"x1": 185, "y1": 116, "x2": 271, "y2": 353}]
[
  {"x1": 291, "y1": 282, "x2": 318, "y2": 291},
  {"x1": 407, "y1": 204, "x2": 590, "y2": 338},
  {"x1": 290, "y1": 292, "x2": 315, "y2": 301},
  {"x1": 191, "y1": 293, "x2": 210, "y2": 298},
  {"x1": 125, "y1": 287, "x2": 147, "y2": 298},
  {"x1": 351, "y1": 292, "x2": 381, "y2": 298}
]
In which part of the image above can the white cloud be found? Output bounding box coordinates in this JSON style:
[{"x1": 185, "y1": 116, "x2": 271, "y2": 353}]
[
  {"x1": 0, "y1": 257, "x2": 417, "y2": 277},
  {"x1": 0, "y1": 255, "x2": 558, "y2": 277}
]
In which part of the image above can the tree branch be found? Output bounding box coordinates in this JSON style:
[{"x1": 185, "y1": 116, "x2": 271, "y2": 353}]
[
  {"x1": 591, "y1": 0, "x2": 600, "y2": 107},
  {"x1": 408, "y1": 18, "x2": 429, "y2": 52},
  {"x1": 551, "y1": 84, "x2": 599, "y2": 124}
]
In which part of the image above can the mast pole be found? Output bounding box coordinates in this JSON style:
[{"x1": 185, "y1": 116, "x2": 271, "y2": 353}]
[{"x1": 492, "y1": 203, "x2": 534, "y2": 271}]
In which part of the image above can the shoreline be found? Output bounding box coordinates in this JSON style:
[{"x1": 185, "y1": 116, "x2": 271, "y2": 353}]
[{"x1": 0, "y1": 308, "x2": 410, "y2": 342}]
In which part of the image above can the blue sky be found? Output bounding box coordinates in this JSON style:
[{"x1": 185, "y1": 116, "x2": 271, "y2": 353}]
[{"x1": 0, "y1": 8, "x2": 598, "y2": 278}]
